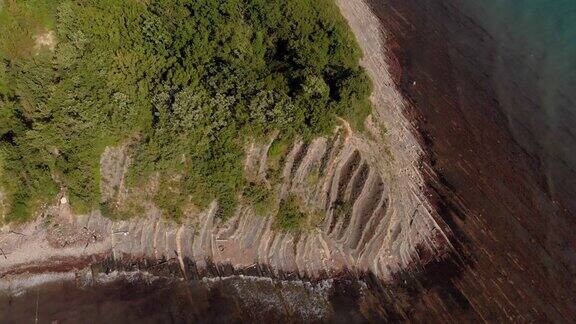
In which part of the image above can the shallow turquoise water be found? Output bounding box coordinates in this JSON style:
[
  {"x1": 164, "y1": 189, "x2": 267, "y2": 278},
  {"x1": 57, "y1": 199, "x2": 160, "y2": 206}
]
[
  {"x1": 462, "y1": 0, "x2": 576, "y2": 210},
  {"x1": 463, "y1": 0, "x2": 576, "y2": 97}
]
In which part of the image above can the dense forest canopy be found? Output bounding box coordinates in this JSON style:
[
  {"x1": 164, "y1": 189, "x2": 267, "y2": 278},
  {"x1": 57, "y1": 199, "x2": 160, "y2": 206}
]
[{"x1": 0, "y1": 0, "x2": 372, "y2": 223}]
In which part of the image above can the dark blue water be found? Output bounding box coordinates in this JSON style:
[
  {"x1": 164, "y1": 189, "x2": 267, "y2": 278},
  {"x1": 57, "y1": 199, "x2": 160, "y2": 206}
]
[{"x1": 461, "y1": 0, "x2": 576, "y2": 212}]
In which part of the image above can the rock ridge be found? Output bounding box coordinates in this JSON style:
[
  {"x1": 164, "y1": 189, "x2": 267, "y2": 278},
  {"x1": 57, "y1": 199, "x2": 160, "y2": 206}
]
[{"x1": 0, "y1": 0, "x2": 450, "y2": 287}]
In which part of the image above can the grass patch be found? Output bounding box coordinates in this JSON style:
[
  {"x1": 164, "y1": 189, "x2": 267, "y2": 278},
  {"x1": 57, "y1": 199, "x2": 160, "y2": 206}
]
[
  {"x1": 267, "y1": 137, "x2": 291, "y2": 182},
  {"x1": 275, "y1": 195, "x2": 306, "y2": 233},
  {"x1": 242, "y1": 181, "x2": 274, "y2": 216},
  {"x1": 99, "y1": 198, "x2": 146, "y2": 221},
  {"x1": 305, "y1": 167, "x2": 321, "y2": 188}
]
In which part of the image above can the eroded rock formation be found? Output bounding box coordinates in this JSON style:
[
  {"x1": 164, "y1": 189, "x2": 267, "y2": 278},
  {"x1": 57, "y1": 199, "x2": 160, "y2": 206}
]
[
  {"x1": 0, "y1": 121, "x2": 446, "y2": 284},
  {"x1": 0, "y1": 3, "x2": 453, "y2": 319}
]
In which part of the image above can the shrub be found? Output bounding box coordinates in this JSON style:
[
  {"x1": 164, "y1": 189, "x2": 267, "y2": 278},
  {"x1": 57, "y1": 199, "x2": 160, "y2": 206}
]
[
  {"x1": 276, "y1": 195, "x2": 307, "y2": 232},
  {"x1": 242, "y1": 181, "x2": 273, "y2": 216}
]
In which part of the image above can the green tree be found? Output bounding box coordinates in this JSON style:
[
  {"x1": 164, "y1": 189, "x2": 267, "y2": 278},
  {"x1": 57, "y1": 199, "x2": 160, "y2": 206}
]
[{"x1": 0, "y1": 0, "x2": 372, "y2": 222}]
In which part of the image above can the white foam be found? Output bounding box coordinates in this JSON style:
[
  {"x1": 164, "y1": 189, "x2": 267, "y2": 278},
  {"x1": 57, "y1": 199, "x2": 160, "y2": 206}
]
[{"x1": 0, "y1": 272, "x2": 76, "y2": 296}]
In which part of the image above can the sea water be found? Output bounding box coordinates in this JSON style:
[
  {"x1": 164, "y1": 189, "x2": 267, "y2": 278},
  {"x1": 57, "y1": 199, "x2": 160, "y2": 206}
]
[
  {"x1": 2, "y1": 1, "x2": 575, "y2": 321},
  {"x1": 460, "y1": 0, "x2": 576, "y2": 212}
]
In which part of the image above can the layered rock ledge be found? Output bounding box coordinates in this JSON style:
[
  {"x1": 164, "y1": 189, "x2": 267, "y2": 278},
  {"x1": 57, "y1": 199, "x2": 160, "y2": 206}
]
[{"x1": 0, "y1": 0, "x2": 449, "y2": 289}]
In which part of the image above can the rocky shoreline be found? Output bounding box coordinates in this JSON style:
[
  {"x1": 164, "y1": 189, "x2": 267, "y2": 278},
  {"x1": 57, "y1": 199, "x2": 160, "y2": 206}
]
[
  {"x1": 0, "y1": 0, "x2": 457, "y2": 321},
  {"x1": 367, "y1": 0, "x2": 576, "y2": 321},
  {"x1": 3, "y1": 0, "x2": 573, "y2": 321},
  {"x1": 1, "y1": 0, "x2": 446, "y2": 282}
]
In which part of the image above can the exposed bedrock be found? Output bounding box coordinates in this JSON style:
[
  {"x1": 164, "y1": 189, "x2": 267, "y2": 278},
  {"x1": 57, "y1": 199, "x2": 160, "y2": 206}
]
[
  {"x1": 0, "y1": 125, "x2": 447, "y2": 282},
  {"x1": 0, "y1": 0, "x2": 449, "y2": 286}
]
